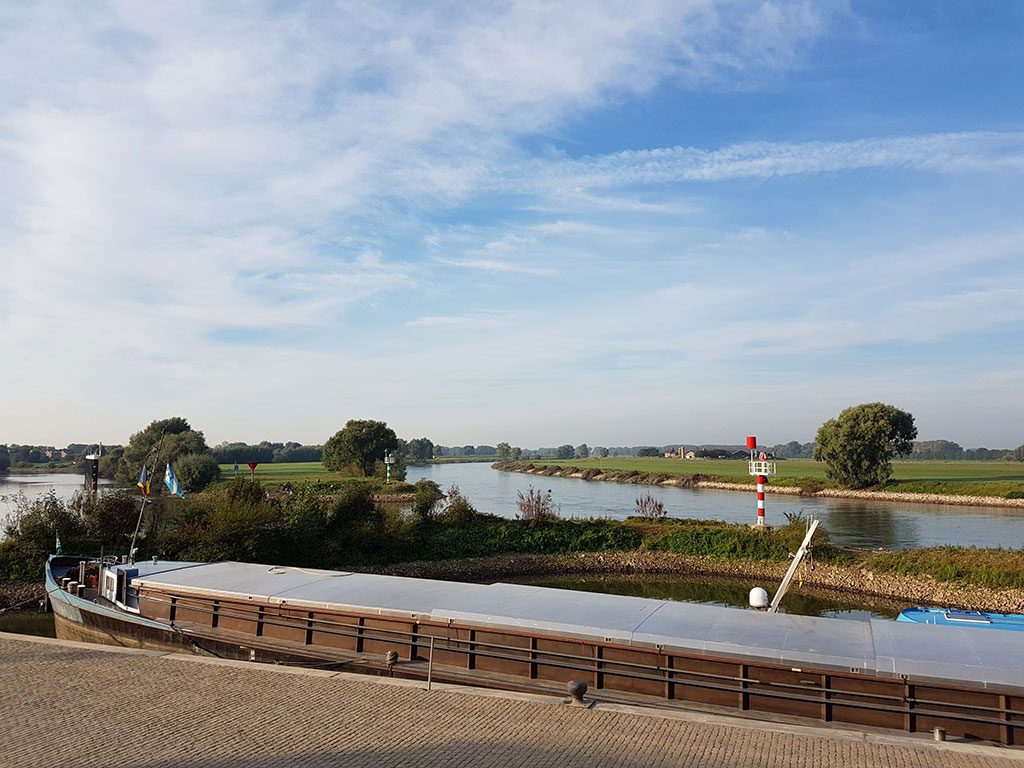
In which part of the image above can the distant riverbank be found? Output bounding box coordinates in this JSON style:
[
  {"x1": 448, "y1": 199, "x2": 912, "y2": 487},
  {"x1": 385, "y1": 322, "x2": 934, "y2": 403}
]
[{"x1": 493, "y1": 461, "x2": 1024, "y2": 509}]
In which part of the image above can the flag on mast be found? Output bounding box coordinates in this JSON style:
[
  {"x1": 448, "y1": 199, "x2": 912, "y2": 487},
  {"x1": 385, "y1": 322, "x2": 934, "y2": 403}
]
[
  {"x1": 136, "y1": 465, "x2": 151, "y2": 496},
  {"x1": 164, "y1": 464, "x2": 184, "y2": 498}
]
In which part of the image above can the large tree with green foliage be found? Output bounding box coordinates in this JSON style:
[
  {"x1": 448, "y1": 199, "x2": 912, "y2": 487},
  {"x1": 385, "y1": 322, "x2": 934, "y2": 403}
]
[
  {"x1": 323, "y1": 420, "x2": 399, "y2": 477},
  {"x1": 115, "y1": 417, "x2": 220, "y2": 493},
  {"x1": 0, "y1": 444, "x2": 9, "y2": 474},
  {"x1": 813, "y1": 403, "x2": 917, "y2": 488},
  {"x1": 406, "y1": 438, "x2": 435, "y2": 463},
  {"x1": 1012, "y1": 443, "x2": 1024, "y2": 462}
]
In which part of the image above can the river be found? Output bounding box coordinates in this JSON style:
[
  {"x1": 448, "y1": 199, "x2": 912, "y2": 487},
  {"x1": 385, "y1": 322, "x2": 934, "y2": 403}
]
[
  {"x1": 407, "y1": 462, "x2": 1024, "y2": 550},
  {"x1": 0, "y1": 473, "x2": 115, "y2": 527}
]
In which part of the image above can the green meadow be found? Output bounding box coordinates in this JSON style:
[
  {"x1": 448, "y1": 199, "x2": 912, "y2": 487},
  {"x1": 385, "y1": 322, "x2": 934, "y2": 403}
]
[
  {"x1": 217, "y1": 461, "x2": 355, "y2": 483},
  {"x1": 558, "y1": 457, "x2": 1024, "y2": 482},
  {"x1": 514, "y1": 458, "x2": 1024, "y2": 498}
]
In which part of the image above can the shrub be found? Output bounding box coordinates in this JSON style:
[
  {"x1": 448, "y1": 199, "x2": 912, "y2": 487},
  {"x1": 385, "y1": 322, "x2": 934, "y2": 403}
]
[
  {"x1": 635, "y1": 493, "x2": 666, "y2": 519},
  {"x1": 0, "y1": 540, "x2": 45, "y2": 581},
  {"x1": 517, "y1": 487, "x2": 558, "y2": 523},
  {"x1": 2, "y1": 490, "x2": 86, "y2": 552},
  {"x1": 440, "y1": 484, "x2": 477, "y2": 524},
  {"x1": 413, "y1": 480, "x2": 445, "y2": 521}
]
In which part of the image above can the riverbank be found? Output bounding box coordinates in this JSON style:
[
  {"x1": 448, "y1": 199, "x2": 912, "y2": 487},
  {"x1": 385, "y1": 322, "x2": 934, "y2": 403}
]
[
  {"x1": 369, "y1": 551, "x2": 1024, "y2": 614},
  {"x1": 5, "y1": 549, "x2": 1020, "y2": 618},
  {"x1": 493, "y1": 461, "x2": 1024, "y2": 509},
  {"x1": 0, "y1": 581, "x2": 46, "y2": 611}
]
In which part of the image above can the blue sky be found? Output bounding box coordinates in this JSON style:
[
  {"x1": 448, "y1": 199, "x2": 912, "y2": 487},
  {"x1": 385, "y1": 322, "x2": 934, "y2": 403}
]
[{"x1": 1, "y1": 1, "x2": 1022, "y2": 449}]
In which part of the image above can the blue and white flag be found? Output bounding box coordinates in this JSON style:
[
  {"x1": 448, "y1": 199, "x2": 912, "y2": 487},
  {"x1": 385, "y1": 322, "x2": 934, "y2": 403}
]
[{"x1": 164, "y1": 463, "x2": 185, "y2": 498}]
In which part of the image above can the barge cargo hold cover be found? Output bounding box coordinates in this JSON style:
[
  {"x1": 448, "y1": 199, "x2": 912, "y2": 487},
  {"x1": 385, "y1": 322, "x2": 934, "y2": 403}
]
[{"x1": 49, "y1": 557, "x2": 1024, "y2": 745}]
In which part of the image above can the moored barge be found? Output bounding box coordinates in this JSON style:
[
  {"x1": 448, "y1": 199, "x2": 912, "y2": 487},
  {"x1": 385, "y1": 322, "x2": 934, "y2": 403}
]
[{"x1": 47, "y1": 555, "x2": 1024, "y2": 744}]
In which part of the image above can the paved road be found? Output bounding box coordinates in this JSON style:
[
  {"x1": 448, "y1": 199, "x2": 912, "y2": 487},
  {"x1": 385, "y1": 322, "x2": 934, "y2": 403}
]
[{"x1": 2, "y1": 633, "x2": 1021, "y2": 768}]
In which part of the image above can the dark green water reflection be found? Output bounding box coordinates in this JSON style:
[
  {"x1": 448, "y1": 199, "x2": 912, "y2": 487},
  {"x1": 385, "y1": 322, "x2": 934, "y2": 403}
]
[
  {"x1": 507, "y1": 573, "x2": 902, "y2": 622},
  {"x1": 0, "y1": 611, "x2": 56, "y2": 637}
]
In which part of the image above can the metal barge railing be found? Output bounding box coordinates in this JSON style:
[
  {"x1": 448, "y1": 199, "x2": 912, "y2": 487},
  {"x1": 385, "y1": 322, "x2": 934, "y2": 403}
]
[{"x1": 136, "y1": 589, "x2": 1024, "y2": 745}]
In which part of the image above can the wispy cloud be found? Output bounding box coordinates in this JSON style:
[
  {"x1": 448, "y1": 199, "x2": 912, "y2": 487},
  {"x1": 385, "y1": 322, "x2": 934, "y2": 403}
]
[
  {"x1": 0, "y1": 2, "x2": 1021, "y2": 448},
  {"x1": 504, "y1": 132, "x2": 1024, "y2": 193},
  {"x1": 406, "y1": 312, "x2": 508, "y2": 328}
]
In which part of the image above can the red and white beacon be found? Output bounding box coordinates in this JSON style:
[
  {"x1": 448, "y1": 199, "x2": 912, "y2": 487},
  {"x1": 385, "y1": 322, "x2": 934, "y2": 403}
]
[{"x1": 746, "y1": 435, "x2": 776, "y2": 528}]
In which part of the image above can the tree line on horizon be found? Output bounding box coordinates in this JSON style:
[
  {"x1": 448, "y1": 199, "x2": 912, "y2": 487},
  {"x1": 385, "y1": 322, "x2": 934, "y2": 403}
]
[{"x1": 2, "y1": 435, "x2": 1023, "y2": 479}]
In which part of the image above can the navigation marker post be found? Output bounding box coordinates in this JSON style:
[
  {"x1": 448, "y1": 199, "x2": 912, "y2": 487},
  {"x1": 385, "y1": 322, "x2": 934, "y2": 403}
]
[
  {"x1": 746, "y1": 435, "x2": 775, "y2": 527},
  {"x1": 384, "y1": 451, "x2": 395, "y2": 483}
]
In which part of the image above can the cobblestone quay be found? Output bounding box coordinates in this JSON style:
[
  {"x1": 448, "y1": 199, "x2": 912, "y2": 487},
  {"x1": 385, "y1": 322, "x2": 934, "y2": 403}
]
[{"x1": 2, "y1": 634, "x2": 1022, "y2": 768}]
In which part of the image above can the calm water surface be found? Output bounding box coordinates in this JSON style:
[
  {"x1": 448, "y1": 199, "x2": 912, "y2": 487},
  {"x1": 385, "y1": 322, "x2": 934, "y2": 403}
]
[
  {"x1": 408, "y1": 462, "x2": 1024, "y2": 550},
  {"x1": 1, "y1": 473, "x2": 116, "y2": 541},
  {"x1": 0, "y1": 611, "x2": 55, "y2": 637},
  {"x1": 507, "y1": 573, "x2": 902, "y2": 622}
]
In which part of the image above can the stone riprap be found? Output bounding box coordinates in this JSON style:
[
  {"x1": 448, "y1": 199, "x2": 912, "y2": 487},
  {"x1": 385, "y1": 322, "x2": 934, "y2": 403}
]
[
  {"x1": 372, "y1": 550, "x2": 1024, "y2": 614},
  {"x1": 0, "y1": 580, "x2": 45, "y2": 611}
]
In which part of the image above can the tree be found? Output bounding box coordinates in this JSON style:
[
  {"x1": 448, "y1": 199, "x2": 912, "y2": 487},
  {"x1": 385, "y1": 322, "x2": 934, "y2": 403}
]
[
  {"x1": 323, "y1": 420, "x2": 399, "y2": 477},
  {"x1": 175, "y1": 452, "x2": 221, "y2": 491},
  {"x1": 407, "y1": 438, "x2": 435, "y2": 463},
  {"x1": 511, "y1": 446, "x2": 522, "y2": 461},
  {"x1": 1012, "y1": 444, "x2": 1024, "y2": 462},
  {"x1": 116, "y1": 417, "x2": 220, "y2": 492},
  {"x1": 814, "y1": 403, "x2": 917, "y2": 489},
  {"x1": 598, "y1": 447, "x2": 609, "y2": 458},
  {"x1": 910, "y1": 440, "x2": 964, "y2": 461},
  {"x1": 575, "y1": 443, "x2": 589, "y2": 459},
  {"x1": 0, "y1": 444, "x2": 9, "y2": 474},
  {"x1": 496, "y1": 442, "x2": 511, "y2": 460},
  {"x1": 636, "y1": 447, "x2": 660, "y2": 457},
  {"x1": 555, "y1": 444, "x2": 574, "y2": 459}
]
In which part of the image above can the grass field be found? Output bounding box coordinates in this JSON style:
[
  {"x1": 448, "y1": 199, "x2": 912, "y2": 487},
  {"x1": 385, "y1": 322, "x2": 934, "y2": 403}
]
[
  {"x1": 535, "y1": 457, "x2": 1024, "y2": 482},
  {"x1": 217, "y1": 461, "x2": 355, "y2": 482},
  {"x1": 517, "y1": 457, "x2": 1024, "y2": 498}
]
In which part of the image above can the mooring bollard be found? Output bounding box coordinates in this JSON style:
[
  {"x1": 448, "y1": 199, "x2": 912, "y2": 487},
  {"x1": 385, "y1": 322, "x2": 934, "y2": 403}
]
[
  {"x1": 385, "y1": 650, "x2": 399, "y2": 676},
  {"x1": 933, "y1": 727, "x2": 946, "y2": 742},
  {"x1": 566, "y1": 679, "x2": 592, "y2": 708}
]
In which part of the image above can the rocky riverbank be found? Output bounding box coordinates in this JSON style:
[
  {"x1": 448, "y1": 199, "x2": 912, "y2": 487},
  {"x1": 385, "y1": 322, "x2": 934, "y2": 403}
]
[
  {"x1": 0, "y1": 581, "x2": 46, "y2": 612},
  {"x1": 5, "y1": 552, "x2": 1020, "y2": 616},
  {"x1": 494, "y1": 462, "x2": 1024, "y2": 509},
  {"x1": 368, "y1": 550, "x2": 1024, "y2": 614}
]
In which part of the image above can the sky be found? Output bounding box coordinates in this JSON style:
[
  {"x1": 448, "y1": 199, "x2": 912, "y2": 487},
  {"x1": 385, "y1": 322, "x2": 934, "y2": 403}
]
[{"x1": 1, "y1": 1, "x2": 1022, "y2": 450}]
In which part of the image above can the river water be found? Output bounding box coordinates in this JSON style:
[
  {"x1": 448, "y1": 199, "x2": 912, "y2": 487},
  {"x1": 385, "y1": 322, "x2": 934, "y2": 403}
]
[
  {"x1": 0, "y1": 473, "x2": 114, "y2": 528},
  {"x1": 407, "y1": 462, "x2": 1024, "y2": 550},
  {"x1": 508, "y1": 573, "x2": 903, "y2": 622}
]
